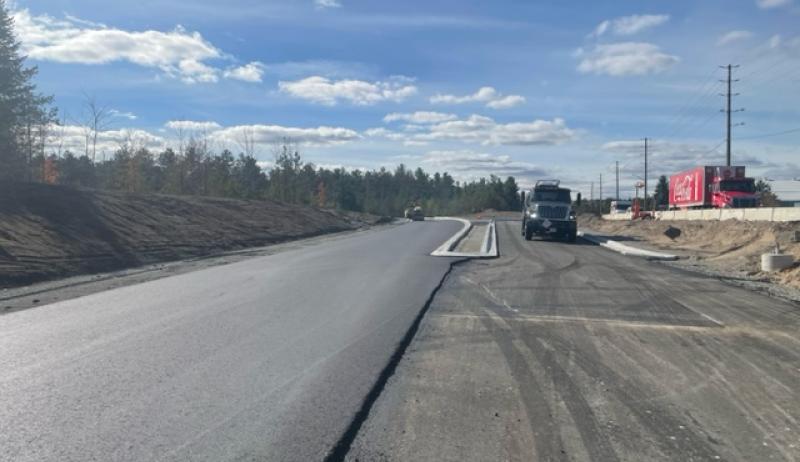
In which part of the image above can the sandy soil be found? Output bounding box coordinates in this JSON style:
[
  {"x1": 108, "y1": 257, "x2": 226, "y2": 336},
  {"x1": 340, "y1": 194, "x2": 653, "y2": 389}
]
[
  {"x1": 580, "y1": 214, "x2": 800, "y2": 292},
  {"x1": 0, "y1": 182, "x2": 386, "y2": 288}
]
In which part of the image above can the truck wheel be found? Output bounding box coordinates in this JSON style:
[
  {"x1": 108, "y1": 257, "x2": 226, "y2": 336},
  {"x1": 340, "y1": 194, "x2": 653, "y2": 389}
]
[
  {"x1": 566, "y1": 230, "x2": 577, "y2": 243},
  {"x1": 524, "y1": 226, "x2": 533, "y2": 241}
]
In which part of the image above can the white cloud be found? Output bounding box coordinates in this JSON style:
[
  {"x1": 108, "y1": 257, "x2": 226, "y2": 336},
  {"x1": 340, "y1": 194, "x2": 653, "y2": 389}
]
[
  {"x1": 48, "y1": 120, "x2": 359, "y2": 156},
  {"x1": 11, "y1": 9, "x2": 224, "y2": 83},
  {"x1": 210, "y1": 124, "x2": 360, "y2": 147},
  {"x1": 224, "y1": 62, "x2": 265, "y2": 82},
  {"x1": 591, "y1": 14, "x2": 669, "y2": 37},
  {"x1": 165, "y1": 120, "x2": 223, "y2": 132},
  {"x1": 163, "y1": 120, "x2": 358, "y2": 146},
  {"x1": 717, "y1": 30, "x2": 754, "y2": 46},
  {"x1": 368, "y1": 115, "x2": 576, "y2": 147},
  {"x1": 383, "y1": 111, "x2": 458, "y2": 124},
  {"x1": 48, "y1": 124, "x2": 167, "y2": 155},
  {"x1": 109, "y1": 109, "x2": 137, "y2": 120},
  {"x1": 422, "y1": 116, "x2": 576, "y2": 146},
  {"x1": 756, "y1": 0, "x2": 792, "y2": 9},
  {"x1": 278, "y1": 76, "x2": 418, "y2": 105},
  {"x1": 430, "y1": 86, "x2": 526, "y2": 109},
  {"x1": 576, "y1": 42, "x2": 679, "y2": 76},
  {"x1": 314, "y1": 0, "x2": 342, "y2": 9},
  {"x1": 420, "y1": 150, "x2": 551, "y2": 181},
  {"x1": 486, "y1": 95, "x2": 526, "y2": 109}
]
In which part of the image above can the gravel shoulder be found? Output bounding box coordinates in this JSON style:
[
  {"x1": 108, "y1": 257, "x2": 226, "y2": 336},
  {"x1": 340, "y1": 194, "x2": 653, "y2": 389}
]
[{"x1": 580, "y1": 214, "x2": 800, "y2": 303}]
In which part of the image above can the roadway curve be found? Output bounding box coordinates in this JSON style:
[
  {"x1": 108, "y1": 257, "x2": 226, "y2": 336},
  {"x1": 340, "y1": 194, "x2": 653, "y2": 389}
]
[{"x1": 0, "y1": 220, "x2": 461, "y2": 462}]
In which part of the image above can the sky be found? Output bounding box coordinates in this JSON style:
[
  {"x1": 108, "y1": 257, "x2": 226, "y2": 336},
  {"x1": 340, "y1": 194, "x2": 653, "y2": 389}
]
[{"x1": 8, "y1": 0, "x2": 800, "y2": 199}]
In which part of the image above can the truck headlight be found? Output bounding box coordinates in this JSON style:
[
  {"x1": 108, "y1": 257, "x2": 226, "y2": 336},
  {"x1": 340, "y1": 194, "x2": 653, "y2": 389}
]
[
  {"x1": 569, "y1": 211, "x2": 576, "y2": 220},
  {"x1": 528, "y1": 211, "x2": 537, "y2": 218}
]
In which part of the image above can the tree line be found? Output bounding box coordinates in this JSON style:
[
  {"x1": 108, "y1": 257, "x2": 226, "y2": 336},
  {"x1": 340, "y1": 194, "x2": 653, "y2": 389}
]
[{"x1": 23, "y1": 143, "x2": 522, "y2": 216}]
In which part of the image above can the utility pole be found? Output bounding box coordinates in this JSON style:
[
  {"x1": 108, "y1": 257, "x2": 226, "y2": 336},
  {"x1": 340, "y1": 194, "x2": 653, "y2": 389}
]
[
  {"x1": 590, "y1": 181, "x2": 594, "y2": 202},
  {"x1": 720, "y1": 64, "x2": 743, "y2": 166},
  {"x1": 643, "y1": 137, "x2": 648, "y2": 207},
  {"x1": 615, "y1": 161, "x2": 620, "y2": 200},
  {"x1": 599, "y1": 173, "x2": 603, "y2": 203}
]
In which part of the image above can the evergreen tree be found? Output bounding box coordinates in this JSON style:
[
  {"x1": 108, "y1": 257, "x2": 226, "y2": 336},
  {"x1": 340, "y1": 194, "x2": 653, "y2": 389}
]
[
  {"x1": 0, "y1": 0, "x2": 56, "y2": 180},
  {"x1": 654, "y1": 175, "x2": 669, "y2": 207}
]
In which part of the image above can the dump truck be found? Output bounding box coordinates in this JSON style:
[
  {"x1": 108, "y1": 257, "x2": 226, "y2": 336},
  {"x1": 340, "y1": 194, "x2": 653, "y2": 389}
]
[
  {"x1": 669, "y1": 166, "x2": 759, "y2": 209},
  {"x1": 404, "y1": 206, "x2": 424, "y2": 221},
  {"x1": 521, "y1": 180, "x2": 577, "y2": 242}
]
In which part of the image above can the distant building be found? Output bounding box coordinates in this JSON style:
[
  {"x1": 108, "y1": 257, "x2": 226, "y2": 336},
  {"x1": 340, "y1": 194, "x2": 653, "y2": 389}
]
[{"x1": 768, "y1": 180, "x2": 800, "y2": 206}]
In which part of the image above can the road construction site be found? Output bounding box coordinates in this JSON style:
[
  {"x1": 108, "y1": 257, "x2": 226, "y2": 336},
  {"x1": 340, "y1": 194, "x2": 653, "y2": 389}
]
[{"x1": 2, "y1": 213, "x2": 799, "y2": 461}]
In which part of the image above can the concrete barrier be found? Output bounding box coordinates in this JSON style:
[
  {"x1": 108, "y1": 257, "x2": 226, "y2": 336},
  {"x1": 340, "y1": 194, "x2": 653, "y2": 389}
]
[
  {"x1": 603, "y1": 207, "x2": 800, "y2": 222},
  {"x1": 430, "y1": 218, "x2": 498, "y2": 258},
  {"x1": 577, "y1": 231, "x2": 678, "y2": 261}
]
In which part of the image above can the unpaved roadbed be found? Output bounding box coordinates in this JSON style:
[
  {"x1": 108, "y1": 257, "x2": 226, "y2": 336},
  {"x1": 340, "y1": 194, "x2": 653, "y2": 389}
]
[
  {"x1": 347, "y1": 220, "x2": 800, "y2": 461},
  {"x1": 581, "y1": 214, "x2": 800, "y2": 298}
]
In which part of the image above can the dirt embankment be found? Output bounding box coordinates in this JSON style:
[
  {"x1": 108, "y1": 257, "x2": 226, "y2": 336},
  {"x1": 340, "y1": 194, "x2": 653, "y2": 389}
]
[
  {"x1": 0, "y1": 183, "x2": 385, "y2": 288},
  {"x1": 580, "y1": 214, "x2": 800, "y2": 291}
]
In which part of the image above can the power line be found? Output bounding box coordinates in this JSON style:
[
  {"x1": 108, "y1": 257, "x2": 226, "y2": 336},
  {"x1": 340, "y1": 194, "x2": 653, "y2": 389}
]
[
  {"x1": 700, "y1": 139, "x2": 726, "y2": 156},
  {"x1": 663, "y1": 77, "x2": 725, "y2": 139},
  {"x1": 738, "y1": 127, "x2": 800, "y2": 139}
]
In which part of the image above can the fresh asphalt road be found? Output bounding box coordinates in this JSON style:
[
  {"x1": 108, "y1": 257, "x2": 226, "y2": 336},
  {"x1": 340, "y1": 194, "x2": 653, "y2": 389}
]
[
  {"x1": 349, "y1": 220, "x2": 800, "y2": 461},
  {"x1": 0, "y1": 220, "x2": 461, "y2": 462}
]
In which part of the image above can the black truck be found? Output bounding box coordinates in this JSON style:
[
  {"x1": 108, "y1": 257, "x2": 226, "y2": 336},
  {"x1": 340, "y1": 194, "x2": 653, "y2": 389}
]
[{"x1": 521, "y1": 180, "x2": 577, "y2": 242}]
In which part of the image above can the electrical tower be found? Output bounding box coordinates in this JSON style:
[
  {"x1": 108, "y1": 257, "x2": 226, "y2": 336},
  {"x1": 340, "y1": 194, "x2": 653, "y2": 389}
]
[{"x1": 720, "y1": 64, "x2": 744, "y2": 166}]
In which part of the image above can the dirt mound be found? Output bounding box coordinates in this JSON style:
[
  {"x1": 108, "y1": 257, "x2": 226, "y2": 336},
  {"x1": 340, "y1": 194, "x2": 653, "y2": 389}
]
[
  {"x1": 0, "y1": 183, "x2": 382, "y2": 288},
  {"x1": 580, "y1": 214, "x2": 800, "y2": 290}
]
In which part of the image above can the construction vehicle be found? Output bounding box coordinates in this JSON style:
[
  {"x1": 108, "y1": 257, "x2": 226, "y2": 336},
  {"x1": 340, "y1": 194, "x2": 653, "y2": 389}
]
[
  {"x1": 404, "y1": 205, "x2": 424, "y2": 221},
  {"x1": 521, "y1": 180, "x2": 577, "y2": 242}
]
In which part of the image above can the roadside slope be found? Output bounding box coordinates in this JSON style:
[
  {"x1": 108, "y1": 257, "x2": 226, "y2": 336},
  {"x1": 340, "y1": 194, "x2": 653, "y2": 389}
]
[{"x1": 0, "y1": 183, "x2": 380, "y2": 287}]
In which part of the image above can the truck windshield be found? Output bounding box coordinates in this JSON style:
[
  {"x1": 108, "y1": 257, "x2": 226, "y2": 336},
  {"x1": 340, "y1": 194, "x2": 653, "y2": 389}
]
[
  {"x1": 719, "y1": 180, "x2": 755, "y2": 193},
  {"x1": 532, "y1": 190, "x2": 571, "y2": 203}
]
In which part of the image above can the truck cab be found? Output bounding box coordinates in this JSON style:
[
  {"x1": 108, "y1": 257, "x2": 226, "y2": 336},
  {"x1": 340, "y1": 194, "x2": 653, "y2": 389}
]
[
  {"x1": 710, "y1": 175, "x2": 758, "y2": 208},
  {"x1": 521, "y1": 180, "x2": 577, "y2": 242}
]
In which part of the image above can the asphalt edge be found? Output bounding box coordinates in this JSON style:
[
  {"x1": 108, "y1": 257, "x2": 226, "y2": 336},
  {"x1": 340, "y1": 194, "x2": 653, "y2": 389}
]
[
  {"x1": 578, "y1": 230, "x2": 678, "y2": 261},
  {"x1": 323, "y1": 258, "x2": 468, "y2": 462}
]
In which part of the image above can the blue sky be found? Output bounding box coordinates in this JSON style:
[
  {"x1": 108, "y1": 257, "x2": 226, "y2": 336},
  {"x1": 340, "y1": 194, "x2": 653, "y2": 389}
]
[{"x1": 9, "y1": 0, "x2": 800, "y2": 198}]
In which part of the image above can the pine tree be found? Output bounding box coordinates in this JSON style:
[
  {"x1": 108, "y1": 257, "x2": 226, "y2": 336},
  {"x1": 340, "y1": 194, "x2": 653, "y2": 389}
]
[
  {"x1": 0, "y1": 0, "x2": 55, "y2": 181},
  {"x1": 654, "y1": 175, "x2": 669, "y2": 207}
]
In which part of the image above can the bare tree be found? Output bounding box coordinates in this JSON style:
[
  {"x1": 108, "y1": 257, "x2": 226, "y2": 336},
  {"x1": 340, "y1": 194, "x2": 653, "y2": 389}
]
[
  {"x1": 236, "y1": 127, "x2": 257, "y2": 158},
  {"x1": 81, "y1": 92, "x2": 113, "y2": 162},
  {"x1": 48, "y1": 112, "x2": 69, "y2": 158}
]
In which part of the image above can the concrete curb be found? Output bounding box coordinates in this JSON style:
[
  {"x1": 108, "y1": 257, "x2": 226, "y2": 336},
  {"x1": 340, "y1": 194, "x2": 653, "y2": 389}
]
[
  {"x1": 577, "y1": 230, "x2": 678, "y2": 261},
  {"x1": 430, "y1": 218, "x2": 498, "y2": 258}
]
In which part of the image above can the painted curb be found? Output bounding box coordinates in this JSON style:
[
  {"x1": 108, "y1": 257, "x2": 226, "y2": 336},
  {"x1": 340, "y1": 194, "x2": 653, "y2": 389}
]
[
  {"x1": 577, "y1": 230, "x2": 678, "y2": 261},
  {"x1": 430, "y1": 218, "x2": 498, "y2": 258}
]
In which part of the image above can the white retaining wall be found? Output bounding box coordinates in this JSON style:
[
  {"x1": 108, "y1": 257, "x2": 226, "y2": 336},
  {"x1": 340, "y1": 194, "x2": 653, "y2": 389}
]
[{"x1": 602, "y1": 207, "x2": 800, "y2": 222}]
